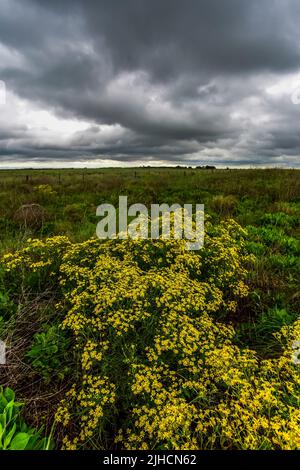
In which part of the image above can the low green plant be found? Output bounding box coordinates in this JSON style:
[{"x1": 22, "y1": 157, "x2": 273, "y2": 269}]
[
  {"x1": 64, "y1": 203, "x2": 86, "y2": 223},
  {"x1": 0, "y1": 387, "x2": 51, "y2": 450},
  {"x1": 34, "y1": 184, "x2": 57, "y2": 204},
  {"x1": 269, "y1": 254, "x2": 300, "y2": 274},
  {"x1": 236, "y1": 307, "x2": 296, "y2": 357},
  {"x1": 261, "y1": 212, "x2": 298, "y2": 229},
  {"x1": 26, "y1": 324, "x2": 71, "y2": 382},
  {"x1": 247, "y1": 225, "x2": 300, "y2": 255}
]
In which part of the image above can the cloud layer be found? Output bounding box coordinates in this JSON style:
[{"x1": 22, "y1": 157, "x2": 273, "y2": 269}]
[{"x1": 1, "y1": 0, "x2": 300, "y2": 167}]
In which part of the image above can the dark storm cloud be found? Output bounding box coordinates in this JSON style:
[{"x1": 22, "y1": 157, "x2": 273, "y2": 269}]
[{"x1": 1, "y1": 0, "x2": 300, "y2": 166}]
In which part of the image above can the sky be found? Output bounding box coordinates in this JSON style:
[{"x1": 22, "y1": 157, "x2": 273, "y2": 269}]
[{"x1": 1, "y1": 0, "x2": 300, "y2": 168}]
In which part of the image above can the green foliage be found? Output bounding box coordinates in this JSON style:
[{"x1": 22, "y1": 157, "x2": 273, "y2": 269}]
[
  {"x1": 245, "y1": 209, "x2": 300, "y2": 312},
  {"x1": 26, "y1": 324, "x2": 71, "y2": 382},
  {"x1": 269, "y1": 254, "x2": 300, "y2": 274},
  {"x1": 260, "y1": 212, "x2": 298, "y2": 229},
  {"x1": 236, "y1": 307, "x2": 296, "y2": 358},
  {"x1": 34, "y1": 184, "x2": 57, "y2": 204},
  {"x1": 247, "y1": 225, "x2": 300, "y2": 254},
  {"x1": 64, "y1": 203, "x2": 86, "y2": 223},
  {"x1": 245, "y1": 240, "x2": 266, "y2": 256},
  {"x1": 0, "y1": 387, "x2": 51, "y2": 450}
]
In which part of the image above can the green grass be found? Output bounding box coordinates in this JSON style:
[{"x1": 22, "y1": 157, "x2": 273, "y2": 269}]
[{"x1": 0, "y1": 168, "x2": 298, "y2": 248}]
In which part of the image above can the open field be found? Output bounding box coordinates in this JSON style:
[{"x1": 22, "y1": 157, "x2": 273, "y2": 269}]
[
  {"x1": 0, "y1": 168, "x2": 300, "y2": 450},
  {"x1": 0, "y1": 167, "x2": 299, "y2": 248}
]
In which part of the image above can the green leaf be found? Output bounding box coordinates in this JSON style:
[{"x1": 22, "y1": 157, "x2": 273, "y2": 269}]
[
  {"x1": 4, "y1": 422, "x2": 16, "y2": 449},
  {"x1": 0, "y1": 421, "x2": 3, "y2": 441},
  {"x1": 0, "y1": 393, "x2": 8, "y2": 413},
  {"x1": 4, "y1": 388, "x2": 15, "y2": 403},
  {"x1": 10, "y1": 432, "x2": 30, "y2": 450}
]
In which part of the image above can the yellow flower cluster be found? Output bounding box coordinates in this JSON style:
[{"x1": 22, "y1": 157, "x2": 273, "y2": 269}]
[
  {"x1": 2, "y1": 236, "x2": 70, "y2": 273},
  {"x1": 122, "y1": 319, "x2": 300, "y2": 450},
  {"x1": 81, "y1": 340, "x2": 109, "y2": 371},
  {"x1": 4, "y1": 220, "x2": 300, "y2": 449},
  {"x1": 55, "y1": 374, "x2": 116, "y2": 449}
]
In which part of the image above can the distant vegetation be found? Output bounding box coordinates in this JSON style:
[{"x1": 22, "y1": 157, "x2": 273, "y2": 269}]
[{"x1": 0, "y1": 168, "x2": 299, "y2": 449}]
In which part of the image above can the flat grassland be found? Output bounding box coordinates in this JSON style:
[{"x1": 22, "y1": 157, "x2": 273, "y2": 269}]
[
  {"x1": 0, "y1": 168, "x2": 299, "y2": 450},
  {"x1": 0, "y1": 167, "x2": 299, "y2": 246}
]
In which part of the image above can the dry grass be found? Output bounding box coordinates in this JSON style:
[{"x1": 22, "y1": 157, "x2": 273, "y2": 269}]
[
  {"x1": 13, "y1": 204, "x2": 45, "y2": 229},
  {"x1": 0, "y1": 290, "x2": 67, "y2": 433}
]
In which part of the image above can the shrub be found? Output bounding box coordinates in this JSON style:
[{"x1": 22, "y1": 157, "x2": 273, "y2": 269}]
[
  {"x1": 3, "y1": 220, "x2": 300, "y2": 450},
  {"x1": 2, "y1": 220, "x2": 253, "y2": 449},
  {"x1": 34, "y1": 184, "x2": 57, "y2": 203},
  {"x1": 64, "y1": 204, "x2": 86, "y2": 223},
  {"x1": 2, "y1": 236, "x2": 71, "y2": 293}
]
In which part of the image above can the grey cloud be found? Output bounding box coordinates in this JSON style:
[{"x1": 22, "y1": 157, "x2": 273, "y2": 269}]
[{"x1": 0, "y1": 0, "x2": 300, "y2": 166}]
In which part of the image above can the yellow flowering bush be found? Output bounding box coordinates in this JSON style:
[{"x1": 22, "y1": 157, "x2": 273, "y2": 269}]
[
  {"x1": 2, "y1": 218, "x2": 300, "y2": 449},
  {"x1": 34, "y1": 184, "x2": 57, "y2": 201},
  {"x1": 2, "y1": 236, "x2": 71, "y2": 290}
]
